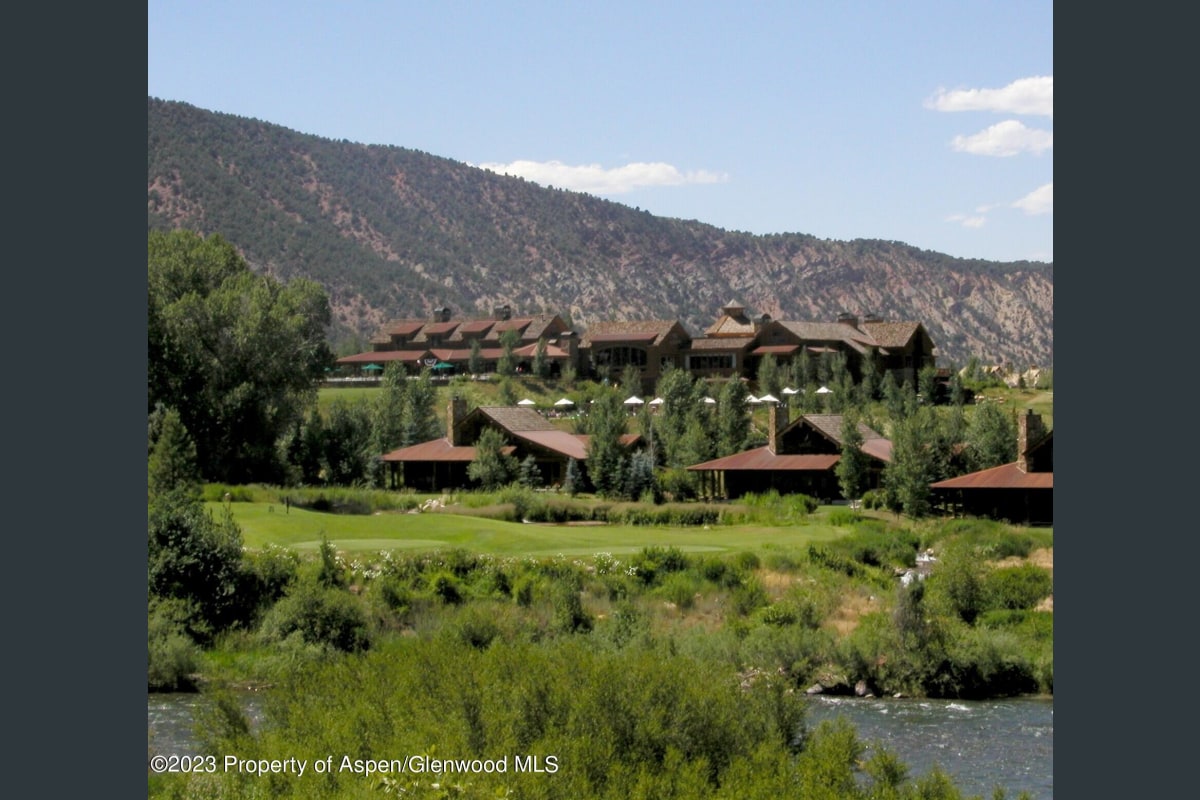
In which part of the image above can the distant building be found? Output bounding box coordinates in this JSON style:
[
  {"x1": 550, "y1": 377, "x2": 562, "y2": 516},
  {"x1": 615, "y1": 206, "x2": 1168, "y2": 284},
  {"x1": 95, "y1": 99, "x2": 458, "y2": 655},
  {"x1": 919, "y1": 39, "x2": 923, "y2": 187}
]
[
  {"x1": 380, "y1": 396, "x2": 640, "y2": 491},
  {"x1": 337, "y1": 302, "x2": 935, "y2": 387},
  {"x1": 930, "y1": 410, "x2": 1053, "y2": 525},
  {"x1": 687, "y1": 406, "x2": 892, "y2": 501}
]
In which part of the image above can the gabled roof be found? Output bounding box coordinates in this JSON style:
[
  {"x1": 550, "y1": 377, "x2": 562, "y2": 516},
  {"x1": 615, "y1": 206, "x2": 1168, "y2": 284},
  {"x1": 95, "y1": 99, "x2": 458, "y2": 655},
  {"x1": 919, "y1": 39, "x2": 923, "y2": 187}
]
[
  {"x1": 472, "y1": 406, "x2": 558, "y2": 432},
  {"x1": 581, "y1": 320, "x2": 688, "y2": 348},
  {"x1": 859, "y1": 321, "x2": 923, "y2": 349},
  {"x1": 383, "y1": 320, "x2": 426, "y2": 337},
  {"x1": 793, "y1": 414, "x2": 893, "y2": 462},
  {"x1": 931, "y1": 462, "x2": 1054, "y2": 490}
]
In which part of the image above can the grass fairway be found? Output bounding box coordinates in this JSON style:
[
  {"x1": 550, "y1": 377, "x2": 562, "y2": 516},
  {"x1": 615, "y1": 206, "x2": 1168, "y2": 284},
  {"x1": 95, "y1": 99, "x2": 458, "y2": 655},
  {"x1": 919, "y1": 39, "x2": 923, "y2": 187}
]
[{"x1": 212, "y1": 502, "x2": 848, "y2": 557}]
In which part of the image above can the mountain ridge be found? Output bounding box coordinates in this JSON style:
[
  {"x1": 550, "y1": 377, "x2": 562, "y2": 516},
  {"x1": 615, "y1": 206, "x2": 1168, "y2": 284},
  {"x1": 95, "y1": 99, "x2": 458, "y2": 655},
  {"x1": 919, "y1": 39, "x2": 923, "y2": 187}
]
[{"x1": 147, "y1": 97, "x2": 1052, "y2": 367}]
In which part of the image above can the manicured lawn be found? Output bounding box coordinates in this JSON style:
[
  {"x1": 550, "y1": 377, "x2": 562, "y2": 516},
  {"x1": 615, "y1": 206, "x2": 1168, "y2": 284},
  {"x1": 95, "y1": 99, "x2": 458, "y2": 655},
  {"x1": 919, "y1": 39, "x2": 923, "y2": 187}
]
[{"x1": 212, "y1": 501, "x2": 849, "y2": 556}]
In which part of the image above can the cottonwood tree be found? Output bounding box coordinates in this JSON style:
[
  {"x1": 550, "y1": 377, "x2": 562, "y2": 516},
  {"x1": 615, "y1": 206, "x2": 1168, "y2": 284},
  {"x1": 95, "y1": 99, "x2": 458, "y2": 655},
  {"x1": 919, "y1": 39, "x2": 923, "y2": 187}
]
[
  {"x1": 966, "y1": 402, "x2": 1017, "y2": 471},
  {"x1": 585, "y1": 389, "x2": 628, "y2": 497},
  {"x1": 148, "y1": 230, "x2": 332, "y2": 483},
  {"x1": 715, "y1": 378, "x2": 751, "y2": 457}
]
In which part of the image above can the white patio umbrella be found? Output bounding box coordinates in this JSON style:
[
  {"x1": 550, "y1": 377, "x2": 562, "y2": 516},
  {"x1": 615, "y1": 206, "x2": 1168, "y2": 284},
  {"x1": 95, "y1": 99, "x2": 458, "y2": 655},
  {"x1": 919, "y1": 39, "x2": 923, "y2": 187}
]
[
  {"x1": 701, "y1": 397, "x2": 717, "y2": 405},
  {"x1": 758, "y1": 393, "x2": 780, "y2": 404},
  {"x1": 623, "y1": 396, "x2": 645, "y2": 406},
  {"x1": 815, "y1": 385, "x2": 833, "y2": 394},
  {"x1": 517, "y1": 398, "x2": 537, "y2": 406},
  {"x1": 648, "y1": 397, "x2": 665, "y2": 406},
  {"x1": 554, "y1": 397, "x2": 575, "y2": 407},
  {"x1": 781, "y1": 387, "x2": 799, "y2": 395},
  {"x1": 745, "y1": 395, "x2": 762, "y2": 404}
]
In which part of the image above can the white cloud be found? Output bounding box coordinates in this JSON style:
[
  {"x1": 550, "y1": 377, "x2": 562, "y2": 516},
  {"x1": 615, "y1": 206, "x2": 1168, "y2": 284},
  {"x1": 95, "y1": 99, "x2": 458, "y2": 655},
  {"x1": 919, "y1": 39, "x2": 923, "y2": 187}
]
[
  {"x1": 951, "y1": 120, "x2": 1053, "y2": 157},
  {"x1": 473, "y1": 159, "x2": 728, "y2": 194},
  {"x1": 1012, "y1": 183, "x2": 1053, "y2": 215},
  {"x1": 946, "y1": 213, "x2": 986, "y2": 228},
  {"x1": 927, "y1": 76, "x2": 1053, "y2": 117}
]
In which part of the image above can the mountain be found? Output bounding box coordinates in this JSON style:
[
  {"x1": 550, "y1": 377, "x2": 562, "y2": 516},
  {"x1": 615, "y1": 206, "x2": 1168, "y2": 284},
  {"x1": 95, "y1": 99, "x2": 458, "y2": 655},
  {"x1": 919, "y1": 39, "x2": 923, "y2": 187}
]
[{"x1": 148, "y1": 98, "x2": 1052, "y2": 367}]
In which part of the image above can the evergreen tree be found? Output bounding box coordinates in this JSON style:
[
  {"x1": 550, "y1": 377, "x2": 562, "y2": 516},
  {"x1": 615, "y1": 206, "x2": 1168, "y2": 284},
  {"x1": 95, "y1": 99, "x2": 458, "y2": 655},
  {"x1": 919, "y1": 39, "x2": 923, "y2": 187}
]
[
  {"x1": 623, "y1": 450, "x2": 658, "y2": 501},
  {"x1": 563, "y1": 458, "x2": 583, "y2": 496},
  {"x1": 836, "y1": 411, "x2": 869, "y2": 503},
  {"x1": 518, "y1": 455, "x2": 544, "y2": 489},
  {"x1": 919, "y1": 365, "x2": 940, "y2": 406},
  {"x1": 148, "y1": 406, "x2": 201, "y2": 502},
  {"x1": 532, "y1": 338, "x2": 549, "y2": 378},
  {"x1": 468, "y1": 339, "x2": 484, "y2": 375},
  {"x1": 497, "y1": 328, "x2": 520, "y2": 376},
  {"x1": 858, "y1": 354, "x2": 880, "y2": 404},
  {"x1": 467, "y1": 427, "x2": 518, "y2": 490},
  {"x1": 756, "y1": 354, "x2": 782, "y2": 400}
]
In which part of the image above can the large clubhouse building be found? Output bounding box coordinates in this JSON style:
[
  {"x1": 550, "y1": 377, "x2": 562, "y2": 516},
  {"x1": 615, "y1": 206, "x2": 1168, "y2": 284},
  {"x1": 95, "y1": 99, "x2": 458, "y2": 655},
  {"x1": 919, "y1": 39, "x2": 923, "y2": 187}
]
[{"x1": 337, "y1": 301, "x2": 937, "y2": 389}]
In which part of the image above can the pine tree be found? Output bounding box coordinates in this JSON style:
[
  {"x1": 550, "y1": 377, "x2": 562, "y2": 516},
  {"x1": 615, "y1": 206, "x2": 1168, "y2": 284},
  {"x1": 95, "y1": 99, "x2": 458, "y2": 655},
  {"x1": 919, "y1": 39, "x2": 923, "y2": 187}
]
[
  {"x1": 836, "y1": 411, "x2": 869, "y2": 503},
  {"x1": 148, "y1": 406, "x2": 201, "y2": 501},
  {"x1": 518, "y1": 455, "x2": 543, "y2": 489},
  {"x1": 468, "y1": 427, "x2": 517, "y2": 490}
]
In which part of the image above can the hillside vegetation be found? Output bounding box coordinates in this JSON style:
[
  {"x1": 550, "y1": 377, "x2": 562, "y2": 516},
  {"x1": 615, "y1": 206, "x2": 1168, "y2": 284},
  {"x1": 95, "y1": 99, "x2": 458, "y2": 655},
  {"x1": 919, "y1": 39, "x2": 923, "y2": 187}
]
[{"x1": 148, "y1": 98, "x2": 1052, "y2": 368}]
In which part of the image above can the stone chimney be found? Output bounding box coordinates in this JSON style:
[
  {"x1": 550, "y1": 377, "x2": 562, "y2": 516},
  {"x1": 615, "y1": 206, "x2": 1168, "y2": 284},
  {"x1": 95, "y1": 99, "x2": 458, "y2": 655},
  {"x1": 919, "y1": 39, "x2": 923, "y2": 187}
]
[
  {"x1": 1016, "y1": 410, "x2": 1045, "y2": 472},
  {"x1": 767, "y1": 402, "x2": 789, "y2": 454},
  {"x1": 447, "y1": 395, "x2": 469, "y2": 446},
  {"x1": 494, "y1": 304, "x2": 513, "y2": 321}
]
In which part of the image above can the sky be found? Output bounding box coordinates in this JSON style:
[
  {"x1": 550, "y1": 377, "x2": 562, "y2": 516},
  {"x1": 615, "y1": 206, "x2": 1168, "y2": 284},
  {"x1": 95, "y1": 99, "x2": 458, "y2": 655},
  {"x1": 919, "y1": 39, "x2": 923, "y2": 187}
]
[{"x1": 148, "y1": 1, "x2": 1052, "y2": 264}]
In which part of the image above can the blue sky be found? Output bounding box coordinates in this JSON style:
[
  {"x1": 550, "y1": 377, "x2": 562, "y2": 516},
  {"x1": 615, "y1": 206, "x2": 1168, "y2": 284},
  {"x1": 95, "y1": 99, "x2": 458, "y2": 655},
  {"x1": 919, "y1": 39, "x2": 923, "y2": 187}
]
[{"x1": 148, "y1": 1, "x2": 1052, "y2": 263}]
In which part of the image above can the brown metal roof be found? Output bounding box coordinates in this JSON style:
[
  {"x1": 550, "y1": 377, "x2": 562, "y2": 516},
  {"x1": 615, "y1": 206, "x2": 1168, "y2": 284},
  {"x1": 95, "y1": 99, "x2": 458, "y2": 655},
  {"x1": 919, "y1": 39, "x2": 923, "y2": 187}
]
[
  {"x1": 337, "y1": 349, "x2": 431, "y2": 364},
  {"x1": 381, "y1": 438, "x2": 514, "y2": 462},
  {"x1": 384, "y1": 320, "x2": 425, "y2": 336},
  {"x1": 790, "y1": 415, "x2": 892, "y2": 463},
  {"x1": 456, "y1": 319, "x2": 496, "y2": 334},
  {"x1": 511, "y1": 430, "x2": 589, "y2": 460},
  {"x1": 931, "y1": 462, "x2": 1054, "y2": 490},
  {"x1": 751, "y1": 344, "x2": 800, "y2": 355},
  {"x1": 688, "y1": 448, "x2": 840, "y2": 472},
  {"x1": 419, "y1": 321, "x2": 460, "y2": 336}
]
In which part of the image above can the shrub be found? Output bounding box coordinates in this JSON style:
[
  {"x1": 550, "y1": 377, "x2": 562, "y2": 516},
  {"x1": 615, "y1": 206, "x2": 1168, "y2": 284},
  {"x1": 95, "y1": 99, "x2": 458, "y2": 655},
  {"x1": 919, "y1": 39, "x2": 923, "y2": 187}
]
[
  {"x1": 260, "y1": 580, "x2": 371, "y2": 652},
  {"x1": 148, "y1": 602, "x2": 200, "y2": 691},
  {"x1": 827, "y1": 508, "x2": 861, "y2": 526},
  {"x1": 731, "y1": 576, "x2": 770, "y2": 616},
  {"x1": 984, "y1": 564, "x2": 1053, "y2": 610}
]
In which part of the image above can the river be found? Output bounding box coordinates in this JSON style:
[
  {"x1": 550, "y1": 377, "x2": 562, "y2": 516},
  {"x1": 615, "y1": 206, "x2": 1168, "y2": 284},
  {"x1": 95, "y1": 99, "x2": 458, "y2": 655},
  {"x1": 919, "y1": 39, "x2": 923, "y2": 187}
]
[{"x1": 149, "y1": 692, "x2": 1052, "y2": 798}]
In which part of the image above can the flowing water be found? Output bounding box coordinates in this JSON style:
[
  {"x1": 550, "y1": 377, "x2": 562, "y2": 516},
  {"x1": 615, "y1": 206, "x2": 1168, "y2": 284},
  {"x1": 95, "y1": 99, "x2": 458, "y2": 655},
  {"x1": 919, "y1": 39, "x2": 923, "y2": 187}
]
[
  {"x1": 149, "y1": 692, "x2": 1052, "y2": 798},
  {"x1": 806, "y1": 694, "x2": 1053, "y2": 799}
]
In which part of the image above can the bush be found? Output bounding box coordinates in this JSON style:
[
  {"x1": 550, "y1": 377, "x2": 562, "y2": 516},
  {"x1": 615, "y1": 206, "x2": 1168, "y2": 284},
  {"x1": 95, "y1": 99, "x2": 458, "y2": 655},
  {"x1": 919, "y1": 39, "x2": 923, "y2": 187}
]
[
  {"x1": 984, "y1": 564, "x2": 1053, "y2": 610},
  {"x1": 148, "y1": 601, "x2": 200, "y2": 691},
  {"x1": 826, "y1": 508, "x2": 861, "y2": 526},
  {"x1": 260, "y1": 580, "x2": 371, "y2": 652}
]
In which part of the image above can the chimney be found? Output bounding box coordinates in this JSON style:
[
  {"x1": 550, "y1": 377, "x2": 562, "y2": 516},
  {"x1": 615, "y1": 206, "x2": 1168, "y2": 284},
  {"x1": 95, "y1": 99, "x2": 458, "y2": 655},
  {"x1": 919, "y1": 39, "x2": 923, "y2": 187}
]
[
  {"x1": 767, "y1": 402, "x2": 789, "y2": 454},
  {"x1": 1016, "y1": 410, "x2": 1044, "y2": 472},
  {"x1": 837, "y1": 311, "x2": 859, "y2": 328},
  {"x1": 448, "y1": 395, "x2": 468, "y2": 446},
  {"x1": 494, "y1": 304, "x2": 512, "y2": 321}
]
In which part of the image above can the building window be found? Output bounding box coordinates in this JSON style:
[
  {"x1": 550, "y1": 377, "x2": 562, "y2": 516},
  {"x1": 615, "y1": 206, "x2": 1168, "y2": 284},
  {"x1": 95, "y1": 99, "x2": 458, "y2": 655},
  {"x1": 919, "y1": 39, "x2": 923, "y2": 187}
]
[{"x1": 595, "y1": 346, "x2": 648, "y2": 368}]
